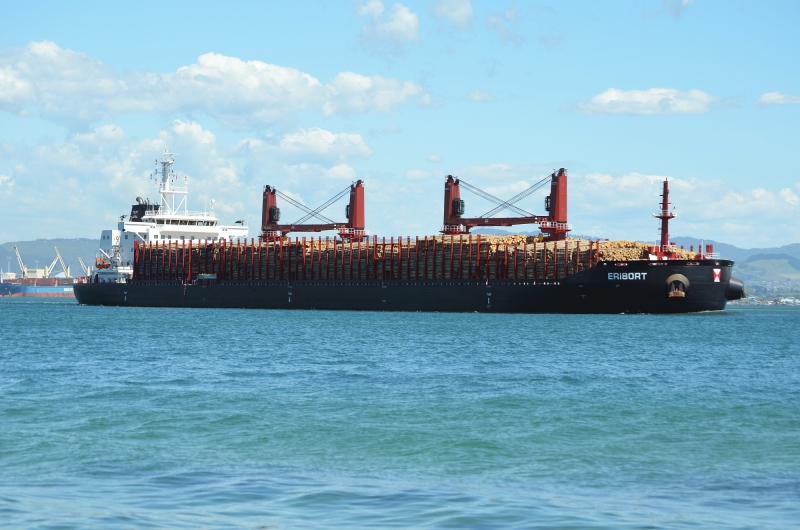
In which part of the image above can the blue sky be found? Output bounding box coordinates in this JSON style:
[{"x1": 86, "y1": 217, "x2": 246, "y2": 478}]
[{"x1": 0, "y1": 0, "x2": 798, "y2": 247}]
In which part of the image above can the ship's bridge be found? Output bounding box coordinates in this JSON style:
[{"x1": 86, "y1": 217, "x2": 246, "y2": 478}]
[{"x1": 96, "y1": 151, "x2": 249, "y2": 272}]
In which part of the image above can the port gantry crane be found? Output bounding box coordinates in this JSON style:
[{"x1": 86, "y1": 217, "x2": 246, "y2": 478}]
[
  {"x1": 13, "y1": 246, "x2": 72, "y2": 279},
  {"x1": 260, "y1": 180, "x2": 368, "y2": 241},
  {"x1": 53, "y1": 247, "x2": 70, "y2": 278},
  {"x1": 44, "y1": 255, "x2": 60, "y2": 278},
  {"x1": 13, "y1": 246, "x2": 28, "y2": 278},
  {"x1": 78, "y1": 257, "x2": 91, "y2": 277},
  {"x1": 441, "y1": 168, "x2": 571, "y2": 241}
]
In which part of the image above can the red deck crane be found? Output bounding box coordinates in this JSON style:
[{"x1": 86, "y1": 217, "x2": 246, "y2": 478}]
[
  {"x1": 260, "y1": 180, "x2": 367, "y2": 241},
  {"x1": 442, "y1": 168, "x2": 571, "y2": 241},
  {"x1": 653, "y1": 179, "x2": 676, "y2": 258}
]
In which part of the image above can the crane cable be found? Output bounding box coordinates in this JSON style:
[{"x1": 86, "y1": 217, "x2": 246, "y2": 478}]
[
  {"x1": 273, "y1": 189, "x2": 337, "y2": 225},
  {"x1": 479, "y1": 175, "x2": 551, "y2": 218},
  {"x1": 457, "y1": 173, "x2": 551, "y2": 218},
  {"x1": 457, "y1": 180, "x2": 533, "y2": 217},
  {"x1": 292, "y1": 185, "x2": 352, "y2": 225}
]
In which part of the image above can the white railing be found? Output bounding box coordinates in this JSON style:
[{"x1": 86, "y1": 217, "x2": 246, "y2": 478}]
[
  {"x1": 144, "y1": 236, "x2": 248, "y2": 246},
  {"x1": 440, "y1": 224, "x2": 467, "y2": 233},
  {"x1": 338, "y1": 228, "x2": 370, "y2": 237},
  {"x1": 142, "y1": 209, "x2": 218, "y2": 219},
  {"x1": 651, "y1": 245, "x2": 678, "y2": 253},
  {"x1": 539, "y1": 221, "x2": 572, "y2": 231},
  {"x1": 649, "y1": 246, "x2": 721, "y2": 259}
]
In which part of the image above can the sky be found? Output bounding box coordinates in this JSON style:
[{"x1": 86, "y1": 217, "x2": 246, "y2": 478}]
[{"x1": 0, "y1": 0, "x2": 798, "y2": 247}]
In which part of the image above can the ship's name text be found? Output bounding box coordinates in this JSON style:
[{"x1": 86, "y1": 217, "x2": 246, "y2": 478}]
[{"x1": 608, "y1": 272, "x2": 647, "y2": 280}]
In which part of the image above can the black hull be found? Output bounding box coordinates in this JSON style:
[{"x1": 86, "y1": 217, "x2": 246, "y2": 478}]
[{"x1": 75, "y1": 260, "x2": 741, "y2": 314}]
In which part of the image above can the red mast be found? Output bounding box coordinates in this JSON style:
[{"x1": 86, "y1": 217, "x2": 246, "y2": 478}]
[
  {"x1": 653, "y1": 179, "x2": 676, "y2": 258},
  {"x1": 542, "y1": 168, "x2": 569, "y2": 241}
]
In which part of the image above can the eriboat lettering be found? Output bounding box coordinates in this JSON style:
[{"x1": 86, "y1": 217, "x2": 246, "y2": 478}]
[{"x1": 607, "y1": 272, "x2": 647, "y2": 280}]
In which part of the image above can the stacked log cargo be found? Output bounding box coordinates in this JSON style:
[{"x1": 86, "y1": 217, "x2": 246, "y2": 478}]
[
  {"x1": 595, "y1": 240, "x2": 694, "y2": 261},
  {"x1": 132, "y1": 235, "x2": 692, "y2": 283}
]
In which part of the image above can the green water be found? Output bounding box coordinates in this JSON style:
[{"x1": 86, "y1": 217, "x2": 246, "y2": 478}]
[{"x1": 1, "y1": 299, "x2": 798, "y2": 528}]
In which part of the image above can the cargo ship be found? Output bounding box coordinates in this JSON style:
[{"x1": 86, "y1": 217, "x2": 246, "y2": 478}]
[
  {"x1": 0, "y1": 246, "x2": 75, "y2": 297},
  {"x1": 74, "y1": 154, "x2": 745, "y2": 313},
  {"x1": 0, "y1": 278, "x2": 74, "y2": 297}
]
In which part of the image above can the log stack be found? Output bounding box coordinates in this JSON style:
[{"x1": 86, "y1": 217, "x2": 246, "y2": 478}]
[{"x1": 134, "y1": 234, "x2": 695, "y2": 283}]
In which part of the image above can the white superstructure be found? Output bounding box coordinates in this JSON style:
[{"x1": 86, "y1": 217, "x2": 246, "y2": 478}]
[{"x1": 93, "y1": 151, "x2": 248, "y2": 282}]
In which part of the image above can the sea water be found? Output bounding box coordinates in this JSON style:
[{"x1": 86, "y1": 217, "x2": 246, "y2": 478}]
[{"x1": 1, "y1": 299, "x2": 798, "y2": 528}]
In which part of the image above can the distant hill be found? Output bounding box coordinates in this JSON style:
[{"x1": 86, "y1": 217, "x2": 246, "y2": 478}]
[
  {"x1": 0, "y1": 239, "x2": 99, "y2": 278},
  {"x1": 733, "y1": 253, "x2": 800, "y2": 282},
  {"x1": 671, "y1": 237, "x2": 800, "y2": 262},
  {"x1": 745, "y1": 253, "x2": 800, "y2": 270}
]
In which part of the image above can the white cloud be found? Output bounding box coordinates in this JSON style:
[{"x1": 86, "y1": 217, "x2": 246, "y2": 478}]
[
  {"x1": 239, "y1": 128, "x2": 373, "y2": 163},
  {"x1": 280, "y1": 128, "x2": 373, "y2": 159},
  {"x1": 358, "y1": 0, "x2": 385, "y2": 18},
  {"x1": 466, "y1": 90, "x2": 495, "y2": 102},
  {"x1": 756, "y1": 91, "x2": 800, "y2": 106},
  {"x1": 405, "y1": 169, "x2": 439, "y2": 180},
  {"x1": 358, "y1": 1, "x2": 420, "y2": 46},
  {"x1": 432, "y1": 0, "x2": 473, "y2": 27},
  {"x1": 0, "y1": 121, "x2": 378, "y2": 242},
  {"x1": 576, "y1": 88, "x2": 720, "y2": 115},
  {"x1": 283, "y1": 163, "x2": 358, "y2": 182},
  {"x1": 323, "y1": 72, "x2": 424, "y2": 115},
  {"x1": 452, "y1": 163, "x2": 552, "y2": 183},
  {"x1": 0, "y1": 41, "x2": 426, "y2": 128},
  {"x1": 569, "y1": 172, "x2": 800, "y2": 246},
  {"x1": 0, "y1": 66, "x2": 34, "y2": 109},
  {"x1": 72, "y1": 124, "x2": 126, "y2": 144},
  {"x1": 427, "y1": 155, "x2": 443, "y2": 163},
  {"x1": 779, "y1": 188, "x2": 799, "y2": 205},
  {"x1": 171, "y1": 120, "x2": 218, "y2": 147},
  {"x1": 486, "y1": 5, "x2": 523, "y2": 45},
  {"x1": 663, "y1": 0, "x2": 694, "y2": 18},
  {"x1": 4, "y1": 114, "x2": 798, "y2": 247}
]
